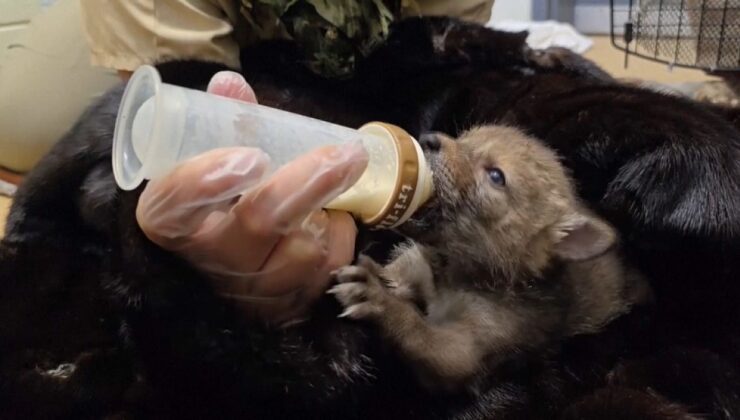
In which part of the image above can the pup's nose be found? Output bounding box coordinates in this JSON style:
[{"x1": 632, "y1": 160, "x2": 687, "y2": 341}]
[{"x1": 419, "y1": 133, "x2": 441, "y2": 152}]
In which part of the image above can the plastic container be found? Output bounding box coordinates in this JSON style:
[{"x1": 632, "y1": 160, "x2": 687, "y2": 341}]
[{"x1": 112, "y1": 65, "x2": 434, "y2": 229}]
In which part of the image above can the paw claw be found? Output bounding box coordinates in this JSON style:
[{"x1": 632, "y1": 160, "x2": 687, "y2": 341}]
[
  {"x1": 337, "y1": 303, "x2": 377, "y2": 320},
  {"x1": 333, "y1": 266, "x2": 370, "y2": 284},
  {"x1": 329, "y1": 262, "x2": 393, "y2": 320},
  {"x1": 328, "y1": 282, "x2": 368, "y2": 308},
  {"x1": 325, "y1": 285, "x2": 339, "y2": 295},
  {"x1": 338, "y1": 306, "x2": 357, "y2": 318}
]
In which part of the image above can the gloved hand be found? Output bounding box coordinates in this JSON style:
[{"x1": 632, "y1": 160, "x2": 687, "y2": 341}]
[{"x1": 135, "y1": 71, "x2": 369, "y2": 326}]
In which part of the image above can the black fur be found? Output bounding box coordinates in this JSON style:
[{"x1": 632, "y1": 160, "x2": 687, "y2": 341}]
[{"x1": 1, "y1": 17, "x2": 739, "y2": 419}]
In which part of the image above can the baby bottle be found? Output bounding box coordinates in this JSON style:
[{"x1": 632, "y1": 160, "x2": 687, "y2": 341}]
[{"x1": 112, "y1": 65, "x2": 434, "y2": 229}]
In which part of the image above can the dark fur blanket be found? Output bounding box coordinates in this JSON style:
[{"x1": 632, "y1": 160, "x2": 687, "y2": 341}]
[{"x1": 1, "y1": 17, "x2": 739, "y2": 419}]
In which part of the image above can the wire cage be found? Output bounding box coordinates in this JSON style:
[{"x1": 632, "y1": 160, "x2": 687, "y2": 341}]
[{"x1": 610, "y1": 0, "x2": 740, "y2": 71}]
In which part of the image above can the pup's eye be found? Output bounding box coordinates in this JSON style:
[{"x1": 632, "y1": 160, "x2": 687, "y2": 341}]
[{"x1": 486, "y1": 167, "x2": 506, "y2": 186}]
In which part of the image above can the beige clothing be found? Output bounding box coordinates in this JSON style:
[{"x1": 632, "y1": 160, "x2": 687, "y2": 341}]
[
  {"x1": 80, "y1": 0, "x2": 243, "y2": 71},
  {"x1": 79, "y1": 0, "x2": 495, "y2": 72},
  {"x1": 0, "y1": 0, "x2": 120, "y2": 172}
]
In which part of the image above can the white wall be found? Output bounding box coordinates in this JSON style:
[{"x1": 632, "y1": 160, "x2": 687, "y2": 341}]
[
  {"x1": 490, "y1": 0, "x2": 534, "y2": 22},
  {"x1": 0, "y1": 0, "x2": 57, "y2": 56}
]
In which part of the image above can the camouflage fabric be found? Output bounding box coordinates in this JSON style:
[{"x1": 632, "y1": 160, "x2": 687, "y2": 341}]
[{"x1": 239, "y1": 0, "x2": 409, "y2": 78}]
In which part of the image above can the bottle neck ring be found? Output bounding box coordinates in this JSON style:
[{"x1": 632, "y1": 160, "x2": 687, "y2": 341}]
[{"x1": 358, "y1": 122, "x2": 432, "y2": 229}]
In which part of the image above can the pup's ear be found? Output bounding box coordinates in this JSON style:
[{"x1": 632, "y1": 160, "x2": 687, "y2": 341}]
[{"x1": 552, "y1": 209, "x2": 617, "y2": 261}]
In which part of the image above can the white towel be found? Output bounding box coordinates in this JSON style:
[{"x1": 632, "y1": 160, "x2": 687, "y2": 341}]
[
  {"x1": 0, "y1": 180, "x2": 17, "y2": 197},
  {"x1": 487, "y1": 20, "x2": 594, "y2": 54}
]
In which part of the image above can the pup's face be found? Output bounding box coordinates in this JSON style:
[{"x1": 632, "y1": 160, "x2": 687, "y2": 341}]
[{"x1": 400, "y1": 126, "x2": 616, "y2": 282}]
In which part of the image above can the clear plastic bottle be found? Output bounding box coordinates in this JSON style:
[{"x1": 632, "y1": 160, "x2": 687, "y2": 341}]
[{"x1": 113, "y1": 65, "x2": 434, "y2": 229}]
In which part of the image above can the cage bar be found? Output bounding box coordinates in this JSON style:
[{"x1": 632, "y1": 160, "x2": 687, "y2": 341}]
[{"x1": 610, "y1": 0, "x2": 740, "y2": 71}]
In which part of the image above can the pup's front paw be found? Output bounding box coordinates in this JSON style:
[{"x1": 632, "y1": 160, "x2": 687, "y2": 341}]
[{"x1": 327, "y1": 256, "x2": 389, "y2": 320}]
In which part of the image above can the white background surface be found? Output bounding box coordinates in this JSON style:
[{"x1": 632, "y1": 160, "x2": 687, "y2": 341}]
[{"x1": 491, "y1": 0, "x2": 535, "y2": 22}]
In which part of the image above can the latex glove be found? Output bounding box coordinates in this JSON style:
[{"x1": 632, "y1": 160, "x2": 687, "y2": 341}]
[{"x1": 135, "y1": 71, "x2": 369, "y2": 326}]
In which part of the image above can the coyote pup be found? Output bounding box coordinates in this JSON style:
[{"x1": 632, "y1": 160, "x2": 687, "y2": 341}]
[{"x1": 329, "y1": 126, "x2": 650, "y2": 391}]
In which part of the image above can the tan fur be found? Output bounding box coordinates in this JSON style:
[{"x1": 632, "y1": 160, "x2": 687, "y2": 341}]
[
  {"x1": 443, "y1": 126, "x2": 590, "y2": 277},
  {"x1": 329, "y1": 125, "x2": 650, "y2": 392}
]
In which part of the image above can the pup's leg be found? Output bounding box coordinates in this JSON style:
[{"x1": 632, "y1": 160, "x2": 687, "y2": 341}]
[
  {"x1": 329, "y1": 258, "x2": 561, "y2": 391},
  {"x1": 378, "y1": 242, "x2": 436, "y2": 306},
  {"x1": 328, "y1": 258, "x2": 492, "y2": 391}
]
